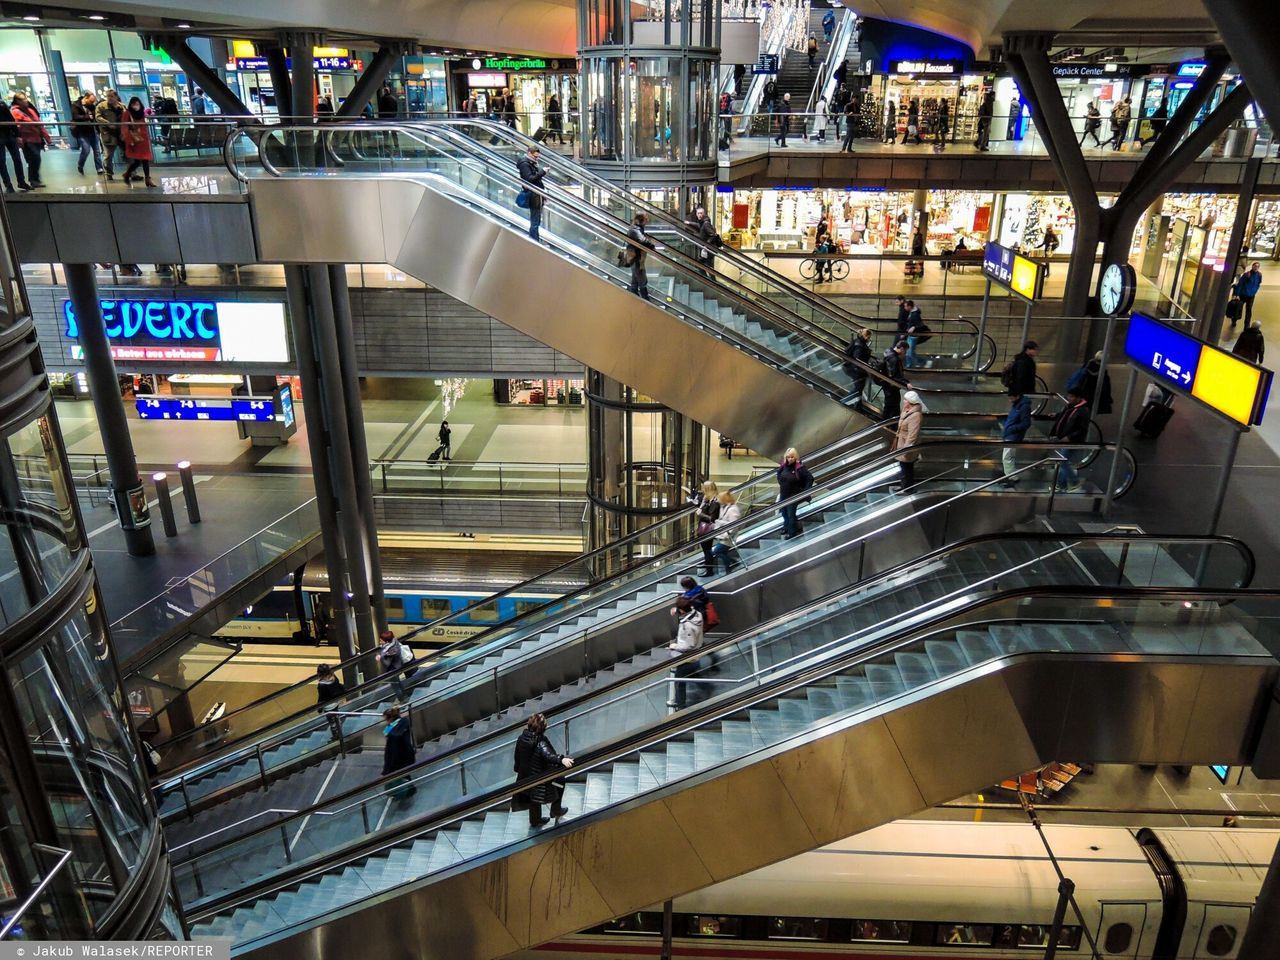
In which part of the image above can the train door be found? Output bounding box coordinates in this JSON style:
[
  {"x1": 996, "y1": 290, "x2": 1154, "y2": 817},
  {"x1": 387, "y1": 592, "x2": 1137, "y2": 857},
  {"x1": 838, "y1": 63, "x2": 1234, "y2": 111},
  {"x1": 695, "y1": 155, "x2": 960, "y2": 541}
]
[
  {"x1": 1095, "y1": 902, "x2": 1148, "y2": 960},
  {"x1": 1191, "y1": 905, "x2": 1250, "y2": 960}
]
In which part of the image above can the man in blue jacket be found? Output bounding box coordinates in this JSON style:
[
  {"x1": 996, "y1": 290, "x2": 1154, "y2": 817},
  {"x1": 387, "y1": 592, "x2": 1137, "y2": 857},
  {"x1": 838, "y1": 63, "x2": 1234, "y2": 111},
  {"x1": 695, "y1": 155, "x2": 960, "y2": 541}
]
[
  {"x1": 822, "y1": 7, "x2": 835, "y2": 41},
  {"x1": 1000, "y1": 392, "x2": 1032, "y2": 487},
  {"x1": 1234, "y1": 262, "x2": 1263, "y2": 325}
]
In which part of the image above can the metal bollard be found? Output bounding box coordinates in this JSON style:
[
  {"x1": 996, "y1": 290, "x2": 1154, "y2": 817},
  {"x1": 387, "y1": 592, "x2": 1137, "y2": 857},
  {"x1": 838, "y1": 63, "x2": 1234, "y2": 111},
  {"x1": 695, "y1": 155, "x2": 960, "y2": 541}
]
[
  {"x1": 177, "y1": 460, "x2": 201, "y2": 523},
  {"x1": 152, "y1": 473, "x2": 178, "y2": 538}
]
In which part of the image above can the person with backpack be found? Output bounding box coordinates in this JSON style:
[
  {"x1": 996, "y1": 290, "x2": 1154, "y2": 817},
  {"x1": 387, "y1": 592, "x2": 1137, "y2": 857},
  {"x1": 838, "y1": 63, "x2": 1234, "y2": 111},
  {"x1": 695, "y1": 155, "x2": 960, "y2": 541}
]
[
  {"x1": 880, "y1": 339, "x2": 909, "y2": 419},
  {"x1": 1080, "y1": 100, "x2": 1103, "y2": 147},
  {"x1": 807, "y1": 35, "x2": 819, "y2": 70},
  {"x1": 381, "y1": 706, "x2": 418, "y2": 799},
  {"x1": 1066, "y1": 352, "x2": 1112, "y2": 415},
  {"x1": 776, "y1": 447, "x2": 814, "y2": 539},
  {"x1": 822, "y1": 7, "x2": 835, "y2": 42},
  {"x1": 516, "y1": 145, "x2": 547, "y2": 240},
  {"x1": 377, "y1": 629, "x2": 416, "y2": 702},
  {"x1": 513, "y1": 713, "x2": 573, "y2": 827},
  {"x1": 1002, "y1": 340, "x2": 1039, "y2": 397},
  {"x1": 1049, "y1": 388, "x2": 1092, "y2": 491},
  {"x1": 711, "y1": 490, "x2": 742, "y2": 574},
  {"x1": 763, "y1": 79, "x2": 778, "y2": 114},
  {"x1": 1000, "y1": 391, "x2": 1032, "y2": 487},
  {"x1": 1233, "y1": 262, "x2": 1263, "y2": 325},
  {"x1": 667, "y1": 596, "x2": 706, "y2": 708},
  {"x1": 903, "y1": 300, "x2": 928, "y2": 368}
]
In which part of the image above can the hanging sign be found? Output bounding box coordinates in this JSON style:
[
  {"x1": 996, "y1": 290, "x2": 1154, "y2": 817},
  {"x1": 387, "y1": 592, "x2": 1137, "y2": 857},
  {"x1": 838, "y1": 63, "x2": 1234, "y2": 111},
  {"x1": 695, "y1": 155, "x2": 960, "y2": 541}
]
[
  {"x1": 1124, "y1": 313, "x2": 1272, "y2": 426},
  {"x1": 63, "y1": 299, "x2": 291, "y2": 364},
  {"x1": 982, "y1": 241, "x2": 1045, "y2": 302}
]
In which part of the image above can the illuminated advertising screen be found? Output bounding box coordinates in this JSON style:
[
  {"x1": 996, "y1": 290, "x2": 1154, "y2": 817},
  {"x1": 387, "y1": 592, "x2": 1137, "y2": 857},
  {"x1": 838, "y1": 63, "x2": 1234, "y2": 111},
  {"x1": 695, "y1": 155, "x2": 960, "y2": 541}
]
[
  {"x1": 982, "y1": 242, "x2": 1044, "y2": 302},
  {"x1": 64, "y1": 299, "x2": 290, "y2": 364},
  {"x1": 1124, "y1": 313, "x2": 1272, "y2": 426}
]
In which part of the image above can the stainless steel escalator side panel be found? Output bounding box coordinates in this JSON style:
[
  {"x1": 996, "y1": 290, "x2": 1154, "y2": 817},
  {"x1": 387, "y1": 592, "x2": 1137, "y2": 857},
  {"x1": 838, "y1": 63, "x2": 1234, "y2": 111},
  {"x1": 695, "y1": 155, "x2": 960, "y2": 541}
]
[
  {"x1": 249, "y1": 177, "x2": 866, "y2": 459},
  {"x1": 237, "y1": 653, "x2": 1277, "y2": 960}
]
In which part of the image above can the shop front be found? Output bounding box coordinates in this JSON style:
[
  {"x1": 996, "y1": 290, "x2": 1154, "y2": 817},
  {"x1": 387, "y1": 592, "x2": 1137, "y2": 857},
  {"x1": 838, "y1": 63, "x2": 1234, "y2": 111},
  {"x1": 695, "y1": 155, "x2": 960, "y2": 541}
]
[
  {"x1": 494, "y1": 377, "x2": 585, "y2": 406},
  {"x1": 456, "y1": 56, "x2": 577, "y2": 137},
  {"x1": 227, "y1": 42, "x2": 365, "y2": 116},
  {"x1": 1248, "y1": 200, "x2": 1280, "y2": 260},
  {"x1": 715, "y1": 186, "x2": 999, "y2": 254},
  {"x1": 879, "y1": 60, "x2": 985, "y2": 143},
  {"x1": 995, "y1": 192, "x2": 1079, "y2": 254},
  {"x1": 1050, "y1": 62, "x2": 1135, "y2": 141}
]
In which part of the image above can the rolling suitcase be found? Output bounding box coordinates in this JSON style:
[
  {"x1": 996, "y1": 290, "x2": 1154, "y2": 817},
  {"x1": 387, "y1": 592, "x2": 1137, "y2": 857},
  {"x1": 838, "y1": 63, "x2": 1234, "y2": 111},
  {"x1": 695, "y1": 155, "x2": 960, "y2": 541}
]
[
  {"x1": 428, "y1": 445, "x2": 445, "y2": 462},
  {"x1": 1134, "y1": 401, "x2": 1173, "y2": 439},
  {"x1": 533, "y1": 126, "x2": 549, "y2": 143}
]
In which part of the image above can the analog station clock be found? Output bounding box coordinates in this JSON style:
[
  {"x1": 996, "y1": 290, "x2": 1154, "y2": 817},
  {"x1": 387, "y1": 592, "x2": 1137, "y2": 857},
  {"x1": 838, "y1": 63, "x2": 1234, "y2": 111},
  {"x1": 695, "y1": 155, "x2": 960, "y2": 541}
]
[{"x1": 1098, "y1": 262, "x2": 1137, "y2": 317}]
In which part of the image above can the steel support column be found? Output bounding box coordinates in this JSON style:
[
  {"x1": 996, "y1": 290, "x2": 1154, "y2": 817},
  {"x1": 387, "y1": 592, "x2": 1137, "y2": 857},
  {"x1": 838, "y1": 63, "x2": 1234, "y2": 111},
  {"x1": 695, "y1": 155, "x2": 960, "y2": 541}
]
[
  {"x1": 263, "y1": 46, "x2": 293, "y2": 118},
  {"x1": 284, "y1": 266, "x2": 357, "y2": 671},
  {"x1": 282, "y1": 32, "x2": 322, "y2": 122},
  {"x1": 335, "y1": 45, "x2": 409, "y2": 119},
  {"x1": 1206, "y1": 157, "x2": 1262, "y2": 344},
  {"x1": 63, "y1": 263, "x2": 155, "y2": 557},
  {"x1": 143, "y1": 35, "x2": 254, "y2": 117},
  {"x1": 1206, "y1": 0, "x2": 1280, "y2": 134},
  {"x1": 1003, "y1": 34, "x2": 1100, "y2": 324},
  {"x1": 302, "y1": 264, "x2": 377, "y2": 656},
  {"x1": 327, "y1": 264, "x2": 386, "y2": 632}
]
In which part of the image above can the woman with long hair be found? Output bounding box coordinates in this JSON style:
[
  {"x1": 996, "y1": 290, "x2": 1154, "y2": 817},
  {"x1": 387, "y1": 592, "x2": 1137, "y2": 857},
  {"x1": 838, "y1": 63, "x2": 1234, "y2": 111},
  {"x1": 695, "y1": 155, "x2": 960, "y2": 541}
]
[{"x1": 121, "y1": 96, "x2": 155, "y2": 187}]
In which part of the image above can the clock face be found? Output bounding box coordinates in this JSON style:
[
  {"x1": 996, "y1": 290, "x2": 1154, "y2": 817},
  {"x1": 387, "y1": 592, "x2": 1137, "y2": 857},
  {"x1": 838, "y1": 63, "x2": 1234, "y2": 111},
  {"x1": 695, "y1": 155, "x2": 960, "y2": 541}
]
[{"x1": 1099, "y1": 263, "x2": 1132, "y2": 316}]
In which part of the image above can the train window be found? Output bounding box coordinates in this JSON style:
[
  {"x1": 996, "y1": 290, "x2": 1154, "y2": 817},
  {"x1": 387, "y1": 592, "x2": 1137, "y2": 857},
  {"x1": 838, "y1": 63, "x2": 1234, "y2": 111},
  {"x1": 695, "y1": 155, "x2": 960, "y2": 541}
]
[
  {"x1": 420, "y1": 598, "x2": 452, "y2": 621},
  {"x1": 686, "y1": 916, "x2": 742, "y2": 938},
  {"x1": 1205, "y1": 925, "x2": 1237, "y2": 957},
  {"x1": 466, "y1": 601, "x2": 501, "y2": 622},
  {"x1": 936, "y1": 924, "x2": 994, "y2": 946},
  {"x1": 514, "y1": 600, "x2": 544, "y2": 617},
  {"x1": 602, "y1": 913, "x2": 663, "y2": 935},
  {"x1": 996, "y1": 925, "x2": 1082, "y2": 950},
  {"x1": 1104, "y1": 923, "x2": 1133, "y2": 954},
  {"x1": 851, "y1": 920, "x2": 912, "y2": 943},
  {"x1": 386, "y1": 597, "x2": 405, "y2": 620},
  {"x1": 769, "y1": 918, "x2": 828, "y2": 940}
]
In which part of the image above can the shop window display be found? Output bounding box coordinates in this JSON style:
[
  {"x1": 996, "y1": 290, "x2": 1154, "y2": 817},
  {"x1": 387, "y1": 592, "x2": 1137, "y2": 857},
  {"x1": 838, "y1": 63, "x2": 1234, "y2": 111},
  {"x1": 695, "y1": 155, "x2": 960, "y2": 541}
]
[
  {"x1": 1248, "y1": 200, "x2": 1280, "y2": 259},
  {"x1": 998, "y1": 193, "x2": 1079, "y2": 254},
  {"x1": 715, "y1": 188, "x2": 914, "y2": 253},
  {"x1": 926, "y1": 189, "x2": 995, "y2": 252}
]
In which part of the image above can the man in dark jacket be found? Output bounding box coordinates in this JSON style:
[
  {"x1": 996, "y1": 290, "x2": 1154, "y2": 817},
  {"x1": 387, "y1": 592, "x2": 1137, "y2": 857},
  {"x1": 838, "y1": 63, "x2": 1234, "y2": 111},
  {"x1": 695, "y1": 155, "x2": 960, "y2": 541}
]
[
  {"x1": 893, "y1": 295, "x2": 909, "y2": 337},
  {"x1": 1232, "y1": 321, "x2": 1265, "y2": 365},
  {"x1": 1008, "y1": 340, "x2": 1039, "y2": 397},
  {"x1": 516, "y1": 145, "x2": 547, "y2": 240},
  {"x1": 689, "y1": 205, "x2": 718, "y2": 275},
  {"x1": 843, "y1": 327, "x2": 872, "y2": 403},
  {"x1": 70, "y1": 93, "x2": 103, "y2": 176},
  {"x1": 774, "y1": 93, "x2": 792, "y2": 147},
  {"x1": 880, "y1": 339, "x2": 909, "y2": 419},
  {"x1": 1049, "y1": 388, "x2": 1091, "y2": 491},
  {"x1": 1071, "y1": 353, "x2": 1113, "y2": 415},
  {"x1": 626, "y1": 212, "x2": 655, "y2": 299},
  {"x1": 514, "y1": 713, "x2": 573, "y2": 827}
]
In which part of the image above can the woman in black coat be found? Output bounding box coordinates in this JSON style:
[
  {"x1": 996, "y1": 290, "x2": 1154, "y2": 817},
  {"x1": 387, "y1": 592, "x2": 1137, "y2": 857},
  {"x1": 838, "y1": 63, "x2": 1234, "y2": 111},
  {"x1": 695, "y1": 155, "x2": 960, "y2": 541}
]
[
  {"x1": 776, "y1": 447, "x2": 815, "y2": 539},
  {"x1": 381, "y1": 706, "x2": 418, "y2": 797},
  {"x1": 843, "y1": 327, "x2": 873, "y2": 404},
  {"x1": 513, "y1": 713, "x2": 574, "y2": 827}
]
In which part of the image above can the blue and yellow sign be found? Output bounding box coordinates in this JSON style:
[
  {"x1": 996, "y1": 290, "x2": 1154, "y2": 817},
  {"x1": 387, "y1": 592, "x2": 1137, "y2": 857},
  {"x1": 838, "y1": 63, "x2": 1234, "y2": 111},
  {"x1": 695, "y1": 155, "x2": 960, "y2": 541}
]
[
  {"x1": 982, "y1": 242, "x2": 1045, "y2": 302},
  {"x1": 1124, "y1": 313, "x2": 1272, "y2": 426}
]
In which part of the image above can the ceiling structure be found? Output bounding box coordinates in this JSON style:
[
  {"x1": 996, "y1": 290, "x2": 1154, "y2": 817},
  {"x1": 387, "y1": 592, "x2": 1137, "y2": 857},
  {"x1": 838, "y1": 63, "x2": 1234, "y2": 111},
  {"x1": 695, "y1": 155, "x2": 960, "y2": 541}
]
[
  {"x1": 0, "y1": 0, "x2": 1224, "y2": 60},
  {"x1": 848, "y1": 0, "x2": 1219, "y2": 58}
]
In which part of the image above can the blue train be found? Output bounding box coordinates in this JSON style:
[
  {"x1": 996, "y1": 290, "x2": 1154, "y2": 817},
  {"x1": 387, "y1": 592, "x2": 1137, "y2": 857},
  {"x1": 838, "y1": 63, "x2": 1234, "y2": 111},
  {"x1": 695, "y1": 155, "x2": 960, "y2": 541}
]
[{"x1": 221, "y1": 548, "x2": 588, "y2": 648}]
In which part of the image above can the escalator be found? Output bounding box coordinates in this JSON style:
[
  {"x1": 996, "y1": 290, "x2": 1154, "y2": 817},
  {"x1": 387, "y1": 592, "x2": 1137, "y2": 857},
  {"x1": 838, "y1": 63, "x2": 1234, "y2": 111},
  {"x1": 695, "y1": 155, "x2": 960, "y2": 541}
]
[
  {"x1": 173, "y1": 539, "x2": 1275, "y2": 956},
  {"x1": 235, "y1": 124, "x2": 1016, "y2": 456},
  {"x1": 152, "y1": 432, "x2": 1134, "y2": 851}
]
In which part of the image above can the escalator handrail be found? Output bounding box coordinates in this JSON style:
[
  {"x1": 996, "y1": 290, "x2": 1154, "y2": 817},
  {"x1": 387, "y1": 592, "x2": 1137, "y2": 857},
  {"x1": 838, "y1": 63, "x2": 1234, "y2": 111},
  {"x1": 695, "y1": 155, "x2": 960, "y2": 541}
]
[
  {"x1": 150, "y1": 420, "x2": 901, "y2": 765},
  {"x1": 158, "y1": 437, "x2": 1140, "y2": 806},
  {"x1": 184, "y1": 581, "x2": 1275, "y2": 921},
  {"x1": 425, "y1": 117, "x2": 986, "y2": 344},
  {"x1": 169, "y1": 526, "x2": 1255, "y2": 860}
]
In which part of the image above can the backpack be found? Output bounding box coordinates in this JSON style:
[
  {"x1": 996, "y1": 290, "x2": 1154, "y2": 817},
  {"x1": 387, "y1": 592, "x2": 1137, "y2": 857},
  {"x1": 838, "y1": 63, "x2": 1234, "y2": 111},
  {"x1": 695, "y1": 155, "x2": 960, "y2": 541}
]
[
  {"x1": 703, "y1": 599, "x2": 720, "y2": 630},
  {"x1": 1000, "y1": 360, "x2": 1016, "y2": 390},
  {"x1": 1065, "y1": 365, "x2": 1088, "y2": 394}
]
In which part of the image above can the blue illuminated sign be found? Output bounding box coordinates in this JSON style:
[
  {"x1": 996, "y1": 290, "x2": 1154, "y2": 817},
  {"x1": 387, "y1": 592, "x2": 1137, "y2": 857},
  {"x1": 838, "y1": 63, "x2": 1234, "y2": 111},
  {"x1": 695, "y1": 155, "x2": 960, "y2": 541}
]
[
  {"x1": 236, "y1": 56, "x2": 351, "y2": 71},
  {"x1": 982, "y1": 241, "x2": 1044, "y2": 302},
  {"x1": 1124, "y1": 313, "x2": 1273, "y2": 426},
  {"x1": 1211, "y1": 765, "x2": 1230, "y2": 784},
  {"x1": 65, "y1": 299, "x2": 218, "y2": 345},
  {"x1": 1177, "y1": 61, "x2": 1208, "y2": 78},
  {"x1": 1126, "y1": 313, "x2": 1200, "y2": 390},
  {"x1": 278, "y1": 385, "x2": 295, "y2": 429},
  {"x1": 136, "y1": 397, "x2": 278, "y2": 422}
]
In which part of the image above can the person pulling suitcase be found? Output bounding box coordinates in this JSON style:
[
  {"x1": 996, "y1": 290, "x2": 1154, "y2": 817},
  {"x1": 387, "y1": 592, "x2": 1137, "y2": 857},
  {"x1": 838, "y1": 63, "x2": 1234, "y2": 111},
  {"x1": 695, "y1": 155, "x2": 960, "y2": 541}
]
[{"x1": 1134, "y1": 383, "x2": 1174, "y2": 439}]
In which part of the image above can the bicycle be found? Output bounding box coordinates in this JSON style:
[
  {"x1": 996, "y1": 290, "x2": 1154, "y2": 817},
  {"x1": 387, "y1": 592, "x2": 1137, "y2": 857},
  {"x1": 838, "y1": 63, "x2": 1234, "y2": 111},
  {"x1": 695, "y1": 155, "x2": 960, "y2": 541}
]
[{"x1": 799, "y1": 257, "x2": 850, "y2": 282}]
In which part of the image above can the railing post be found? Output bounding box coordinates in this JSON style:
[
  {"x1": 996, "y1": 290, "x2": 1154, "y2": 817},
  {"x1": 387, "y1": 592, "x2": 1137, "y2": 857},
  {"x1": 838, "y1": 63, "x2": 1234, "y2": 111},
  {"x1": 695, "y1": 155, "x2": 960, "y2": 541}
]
[
  {"x1": 280, "y1": 823, "x2": 293, "y2": 863},
  {"x1": 459, "y1": 757, "x2": 468, "y2": 796},
  {"x1": 180, "y1": 777, "x2": 194, "y2": 822},
  {"x1": 1116, "y1": 541, "x2": 1130, "y2": 586},
  {"x1": 256, "y1": 744, "x2": 268, "y2": 790},
  {"x1": 360, "y1": 799, "x2": 371, "y2": 834}
]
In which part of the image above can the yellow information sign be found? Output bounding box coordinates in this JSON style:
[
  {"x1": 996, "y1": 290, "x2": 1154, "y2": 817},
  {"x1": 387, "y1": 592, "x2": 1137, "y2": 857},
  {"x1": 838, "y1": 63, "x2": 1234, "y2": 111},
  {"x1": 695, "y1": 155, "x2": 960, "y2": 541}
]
[{"x1": 1192, "y1": 347, "x2": 1269, "y2": 427}]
